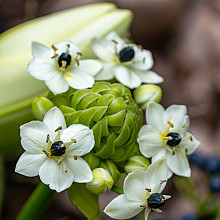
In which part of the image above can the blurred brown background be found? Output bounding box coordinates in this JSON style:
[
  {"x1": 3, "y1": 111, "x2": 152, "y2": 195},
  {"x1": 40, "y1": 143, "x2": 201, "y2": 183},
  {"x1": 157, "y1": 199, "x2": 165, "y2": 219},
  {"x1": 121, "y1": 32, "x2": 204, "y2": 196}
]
[{"x1": 1, "y1": 0, "x2": 220, "y2": 219}]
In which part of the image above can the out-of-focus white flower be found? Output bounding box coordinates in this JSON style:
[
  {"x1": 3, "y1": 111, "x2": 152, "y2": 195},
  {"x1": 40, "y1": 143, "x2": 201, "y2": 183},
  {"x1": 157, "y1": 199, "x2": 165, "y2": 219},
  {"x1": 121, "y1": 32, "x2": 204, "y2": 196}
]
[
  {"x1": 104, "y1": 159, "x2": 171, "y2": 220},
  {"x1": 138, "y1": 102, "x2": 200, "y2": 178},
  {"x1": 27, "y1": 41, "x2": 102, "y2": 94},
  {"x1": 91, "y1": 32, "x2": 163, "y2": 89},
  {"x1": 15, "y1": 107, "x2": 95, "y2": 192}
]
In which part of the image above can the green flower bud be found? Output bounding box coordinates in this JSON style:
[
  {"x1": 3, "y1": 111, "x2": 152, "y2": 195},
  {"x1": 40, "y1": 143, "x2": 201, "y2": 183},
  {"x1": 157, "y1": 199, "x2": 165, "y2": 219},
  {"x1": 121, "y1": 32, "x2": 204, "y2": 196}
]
[
  {"x1": 48, "y1": 82, "x2": 143, "y2": 164},
  {"x1": 83, "y1": 152, "x2": 100, "y2": 170},
  {"x1": 86, "y1": 168, "x2": 113, "y2": 195},
  {"x1": 124, "y1": 155, "x2": 150, "y2": 173},
  {"x1": 32, "y1": 96, "x2": 55, "y2": 120},
  {"x1": 133, "y1": 84, "x2": 162, "y2": 110},
  {"x1": 99, "y1": 160, "x2": 121, "y2": 183}
]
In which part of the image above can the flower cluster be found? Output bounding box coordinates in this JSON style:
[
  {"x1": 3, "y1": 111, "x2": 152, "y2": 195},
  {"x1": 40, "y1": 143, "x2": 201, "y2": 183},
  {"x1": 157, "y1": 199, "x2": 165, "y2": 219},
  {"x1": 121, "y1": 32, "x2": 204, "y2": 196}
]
[{"x1": 15, "y1": 32, "x2": 200, "y2": 220}]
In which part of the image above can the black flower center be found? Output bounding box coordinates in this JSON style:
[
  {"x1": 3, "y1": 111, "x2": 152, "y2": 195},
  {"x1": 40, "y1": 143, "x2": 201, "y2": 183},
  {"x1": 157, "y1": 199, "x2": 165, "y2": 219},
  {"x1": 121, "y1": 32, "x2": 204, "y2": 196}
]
[
  {"x1": 119, "y1": 47, "x2": 135, "y2": 62},
  {"x1": 147, "y1": 193, "x2": 165, "y2": 209},
  {"x1": 50, "y1": 141, "x2": 66, "y2": 156},
  {"x1": 58, "y1": 52, "x2": 71, "y2": 68},
  {"x1": 166, "y1": 132, "x2": 182, "y2": 146}
]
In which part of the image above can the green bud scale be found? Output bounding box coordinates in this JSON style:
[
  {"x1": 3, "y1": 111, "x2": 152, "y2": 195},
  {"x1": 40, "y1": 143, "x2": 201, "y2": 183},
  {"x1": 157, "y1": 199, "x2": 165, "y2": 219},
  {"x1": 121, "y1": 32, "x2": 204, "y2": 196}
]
[{"x1": 48, "y1": 82, "x2": 143, "y2": 164}]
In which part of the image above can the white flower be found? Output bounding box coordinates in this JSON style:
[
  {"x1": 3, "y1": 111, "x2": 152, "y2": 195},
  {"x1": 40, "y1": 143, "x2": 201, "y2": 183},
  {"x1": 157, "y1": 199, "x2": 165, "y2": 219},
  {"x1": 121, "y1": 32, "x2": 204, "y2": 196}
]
[
  {"x1": 15, "y1": 107, "x2": 95, "y2": 192},
  {"x1": 138, "y1": 102, "x2": 200, "y2": 178},
  {"x1": 91, "y1": 32, "x2": 163, "y2": 89},
  {"x1": 104, "y1": 159, "x2": 171, "y2": 220},
  {"x1": 27, "y1": 41, "x2": 102, "y2": 94}
]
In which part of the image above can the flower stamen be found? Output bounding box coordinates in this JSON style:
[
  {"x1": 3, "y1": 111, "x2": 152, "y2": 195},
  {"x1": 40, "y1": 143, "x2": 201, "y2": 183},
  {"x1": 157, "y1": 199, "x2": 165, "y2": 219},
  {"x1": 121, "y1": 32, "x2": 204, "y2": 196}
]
[
  {"x1": 43, "y1": 149, "x2": 51, "y2": 157},
  {"x1": 160, "y1": 180, "x2": 167, "y2": 184},
  {"x1": 145, "y1": 188, "x2": 151, "y2": 192},
  {"x1": 189, "y1": 136, "x2": 193, "y2": 141},
  {"x1": 167, "y1": 121, "x2": 174, "y2": 128},
  {"x1": 112, "y1": 39, "x2": 118, "y2": 44},
  {"x1": 58, "y1": 156, "x2": 64, "y2": 165},
  {"x1": 140, "y1": 203, "x2": 147, "y2": 207},
  {"x1": 164, "y1": 136, "x2": 172, "y2": 141},
  {"x1": 55, "y1": 126, "x2": 62, "y2": 132},
  {"x1": 71, "y1": 138, "x2": 76, "y2": 143},
  {"x1": 46, "y1": 134, "x2": 50, "y2": 143},
  {"x1": 185, "y1": 147, "x2": 188, "y2": 154},
  {"x1": 73, "y1": 154, "x2": 78, "y2": 160}
]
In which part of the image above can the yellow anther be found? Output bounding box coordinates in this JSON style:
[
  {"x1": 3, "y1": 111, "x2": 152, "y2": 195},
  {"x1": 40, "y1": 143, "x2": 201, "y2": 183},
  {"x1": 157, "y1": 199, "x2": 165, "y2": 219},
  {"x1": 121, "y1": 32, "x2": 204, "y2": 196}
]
[
  {"x1": 58, "y1": 157, "x2": 64, "y2": 165},
  {"x1": 161, "y1": 199, "x2": 164, "y2": 203},
  {"x1": 71, "y1": 138, "x2": 76, "y2": 143},
  {"x1": 55, "y1": 126, "x2": 62, "y2": 132},
  {"x1": 164, "y1": 136, "x2": 172, "y2": 141},
  {"x1": 76, "y1": 52, "x2": 82, "y2": 56},
  {"x1": 73, "y1": 154, "x2": 78, "y2": 160},
  {"x1": 189, "y1": 136, "x2": 193, "y2": 141},
  {"x1": 51, "y1": 53, "x2": 58, "y2": 59},
  {"x1": 46, "y1": 134, "x2": 50, "y2": 143},
  {"x1": 172, "y1": 149, "x2": 175, "y2": 155},
  {"x1": 138, "y1": 45, "x2": 143, "y2": 51},
  {"x1": 185, "y1": 147, "x2": 188, "y2": 153},
  {"x1": 43, "y1": 150, "x2": 51, "y2": 157},
  {"x1": 75, "y1": 58, "x2": 79, "y2": 66},
  {"x1": 182, "y1": 124, "x2": 185, "y2": 128},
  {"x1": 61, "y1": 60, "x2": 67, "y2": 68},
  {"x1": 112, "y1": 39, "x2": 118, "y2": 44},
  {"x1": 167, "y1": 121, "x2": 174, "y2": 128},
  {"x1": 52, "y1": 45, "x2": 57, "y2": 51}
]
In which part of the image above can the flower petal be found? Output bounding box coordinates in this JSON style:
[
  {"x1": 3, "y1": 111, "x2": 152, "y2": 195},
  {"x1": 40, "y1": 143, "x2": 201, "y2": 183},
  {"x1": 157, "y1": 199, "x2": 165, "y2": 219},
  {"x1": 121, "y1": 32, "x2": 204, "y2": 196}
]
[
  {"x1": 61, "y1": 124, "x2": 94, "y2": 156},
  {"x1": 124, "y1": 169, "x2": 150, "y2": 202},
  {"x1": 15, "y1": 152, "x2": 46, "y2": 177},
  {"x1": 165, "y1": 105, "x2": 187, "y2": 132},
  {"x1": 91, "y1": 37, "x2": 115, "y2": 61},
  {"x1": 132, "y1": 46, "x2": 153, "y2": 71},
  {"x1": 136, "y1": 70, "x2": 164, "y2": 84},
  {"x1": 45, "y1": 72, "x2": 69, "y2": 95},
  {"x1": 43, "y1": 107, "x2": 66, "y2": 140},
  {"x1": 94, "y1": 62, "x2": 115, "y2": 80},
  {"x1": 27, "y1": 59, "x2": 57, "y2": 81},
  {"x1": 114, "y1": 66, "x2": 142, "y2": 89},
  {"x1": 180, "y1": 132, "x2": 200, "y2": 155},
  {"x1": 39, "y1": 159, "x2": 74, "y2": 192},
  {"x1": 65, "y1": 69, "x2": 94, "y2": 89},
  {"x1": 104, "y1": 194, "x2": 144, "y2": 219},
  {"x1": 167, "y1": 150, "x2": 191, "y2": 177},
  {"x1": 32, "y1": 42, "x2": 53, "y2": 59},
  {"x1": 138, "y1": 125, "x2": 164, "y2": 158},
  {"x1": 66, "y1": 157, "x2": 93, "y2": 183},
  {"x1": 146, "y1": 102, "x2": 167, "y2": 133},
  {"x1": 145, "y1": 208, "x2": 151, "y2": 220},
  {"x1": 20, "y1": 121, "x2": 50, "y2": 153},
  {"x1": 78, "y1": 59, "x2": 102, "y2": 76},
  {"x1": 106, "y1": 32, "x2": 125, "y2": 46}
]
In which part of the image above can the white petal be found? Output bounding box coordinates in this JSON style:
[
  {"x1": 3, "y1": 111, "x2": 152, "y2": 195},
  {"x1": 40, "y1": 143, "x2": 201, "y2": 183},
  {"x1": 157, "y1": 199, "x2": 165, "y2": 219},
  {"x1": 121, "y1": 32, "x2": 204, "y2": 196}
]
[
  {"x1": 165, "y1": 105, "x2": 187, "y2": 132},
  {"x1": 114, "y1": 66, "x2": 142, "y2": 89},
  {"x1": 167, "y1": 150, "x2": 191, "y2": 177},
  {"x1": 27, "y1": 59, "x2": 57, "y2": 81},
  {"x1": 145, "y1": 208, "x2": 151, "y2": 220},
  {"x1": 91, "y1": 37, "x2": 115, "y2": 61},
  {"x1": 32, "y1": 42, "x2": 53, "y2": 59},
  {"x1": 146, "y1": 102, "x2": 167, "y2": 133},
  {"x1": 78, "y1": 59, "x2": 102, "y2": 76},
  {"x1": 66, "y1": 157, "x2": 93, "y2": 183},
  {"x1": 138, "y1": 125, "x2": 164, "y2": 158},
  {"x1": 104, "y1": 194, "x2": 144, "y2": 219},
  {"x1": 146, "y1": 158, "x2": 172, "y2": 193},
  {"x1": 53, "y1": 40, "x2": 81, "y2": 57},
  {"x1": 132, "y1": 46, "x2": 153, "y2": 71},
  {"x1": 65, "y1": 69, "x2": 94, "y2": 89},
  {"x1": 136, "y1": 70, "x2": 164, "y2": 84},
  {"x1": 39, "y1": 159, "x2": 74, "y2": 192},
  {"x1": 61, "y1": 124, "x2": 94, "y2": 156},
  {"x1": 43, "y1": 107, "x2": 66, "y2": 139},
  {"x1": 106, "y1": 32, "x2": 125, "y2": 46},
  {"x1": 15, "y1": 152, "x2": 46, "y2": 177},
  {"x1": 180, "y1": 132, "x2": 200, "y2": 155},
  {"x1": 94, "y1": 62, "x2": 115, "y2": 80},
  {"x1": 45, "y1": 72, "x2": 69, "y2": 95},
  {"x1": 124, "y1": 170, "x2": 150, "y2": 202},
  {"x1": 151, "y1": 148, "x2": 167, "y2": 163},
  {"x1": 20, "y1": 121, "x2": 50, "y2": 153}
]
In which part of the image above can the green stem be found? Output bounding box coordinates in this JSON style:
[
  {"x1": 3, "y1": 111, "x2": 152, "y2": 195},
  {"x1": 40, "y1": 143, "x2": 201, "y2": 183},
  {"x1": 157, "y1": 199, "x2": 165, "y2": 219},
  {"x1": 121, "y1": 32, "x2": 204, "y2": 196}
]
[
  {"x1": 0, "y1": 156, "x2": 4, "y2": 215},
  {"x1": 16, "y1": 183, "x2": 55, "y2": 220},
  {"x1": 111, "y1": 186, "x2": 124, "y2": 194}
]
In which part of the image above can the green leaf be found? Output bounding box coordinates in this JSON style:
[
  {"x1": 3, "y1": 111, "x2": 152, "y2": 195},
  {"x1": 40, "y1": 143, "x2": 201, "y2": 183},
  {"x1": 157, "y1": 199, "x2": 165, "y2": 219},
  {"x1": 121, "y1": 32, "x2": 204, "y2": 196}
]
[{"x1": 68, "y1": 183, "x2": 101, "y2": 220}]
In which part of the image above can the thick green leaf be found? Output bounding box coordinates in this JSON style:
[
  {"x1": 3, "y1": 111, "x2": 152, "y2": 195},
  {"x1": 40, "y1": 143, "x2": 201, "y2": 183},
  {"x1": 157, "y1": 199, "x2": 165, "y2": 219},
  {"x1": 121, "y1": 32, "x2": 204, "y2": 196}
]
[{"x1": 68, "y1": 183, "x2": 101, "y2": 220}]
